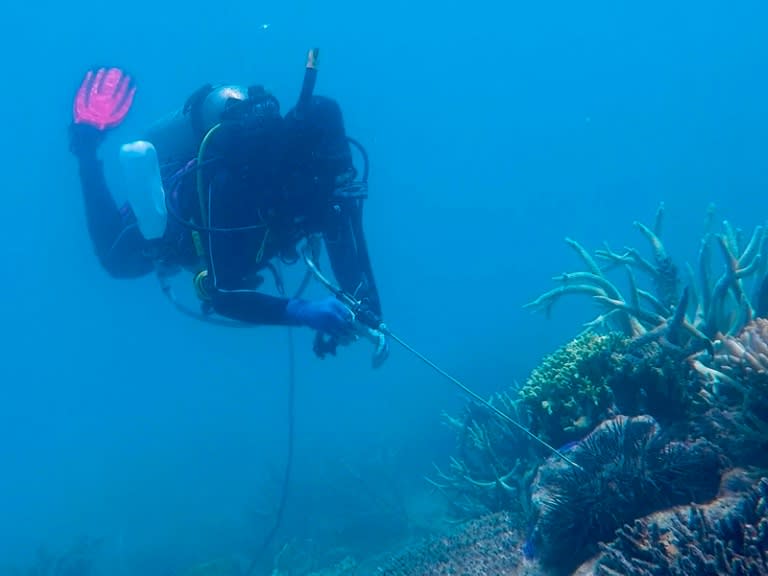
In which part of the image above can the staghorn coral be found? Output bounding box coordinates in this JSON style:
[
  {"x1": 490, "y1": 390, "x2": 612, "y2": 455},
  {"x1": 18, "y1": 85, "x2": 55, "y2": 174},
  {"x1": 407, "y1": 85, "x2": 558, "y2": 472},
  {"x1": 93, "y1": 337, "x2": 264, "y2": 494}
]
[
  {"x1": 527, "y1": 414, "x2": 728, "y2": 575},
  {"x1": 690, "y1": 317, "x2": 768, "y2": 467},
  {"x1": 608, "y1": 327, "x2": 703, "y2": 426},
  {"x1": 429, "y1": 395, "x2": 539, "y2": 521},
  {"x1": 373, "y1": 511, "x2": 525, "y2": 575},
  {"x1": 524, "y1": 203, "x2": 768, "y2": 348},
  {"x1": 577, "y1": 476, "x2": 768, "y2": 575}
]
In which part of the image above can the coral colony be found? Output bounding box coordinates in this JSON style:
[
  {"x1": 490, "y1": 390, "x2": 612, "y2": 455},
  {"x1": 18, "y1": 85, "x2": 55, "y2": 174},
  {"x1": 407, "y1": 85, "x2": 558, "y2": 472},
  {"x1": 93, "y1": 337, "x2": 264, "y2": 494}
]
[{"x1": 389, "y1": 204, "x2": 768, "y2": 576}]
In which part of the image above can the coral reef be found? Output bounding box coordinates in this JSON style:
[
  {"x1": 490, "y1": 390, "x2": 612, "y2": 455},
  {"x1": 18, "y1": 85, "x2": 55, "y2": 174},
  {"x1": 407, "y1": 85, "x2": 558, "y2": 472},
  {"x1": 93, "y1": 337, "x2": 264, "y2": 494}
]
[
  {"x1": 433, "y1": 205, "x2": 768, "y2": 526},
  {"x1": 518, "y1": 205, "x2": 768, "y2": 435},
  {"x1": 609, "y1": 339, "x2": 693, "y2": 425},
  {"x1": 416, "y1": 205, "x2": 768, "y2": 576},
  {"x1": 690, "y1": 317, "x2": 768, "y2": 468},
  {"x1": 372, "y1": 511, "x2": 525, "y2": 575},
  {"x1": 429, "y1": 394, "x2": 539, "y2": 521},
  {"x1": 365, "y1": 474, "x2": 768, "y2": 576},
  {"x1": 517, "y1": 331, "x2": 628, "y2": 447},
  {"x1": 527, "y1": 415, "x2": 728, "y2": 574},
  {"x1": 575, "y1": 476, "x2": 768, "y2": 575},
  {"x1": 520, "y1": 204, "x2": 767, "y2": 424},
  {"x1": 524, "y1": 204, "x2": 768, "y2": 374},
  {"x1": 693, "y1": 316, "x2": 768, "y2": 399},
  {"x1": 429, "y1": 331, "x2": 628, "y2": 523}
]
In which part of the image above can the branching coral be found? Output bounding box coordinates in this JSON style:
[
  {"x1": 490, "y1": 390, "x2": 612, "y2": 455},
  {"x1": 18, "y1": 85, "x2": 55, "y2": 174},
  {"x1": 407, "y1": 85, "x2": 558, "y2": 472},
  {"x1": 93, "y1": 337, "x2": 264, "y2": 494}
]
[
  {"x1": 429, "y1": 396, "x2": 539, "y2": 521},
  {"x1": 690, "y1": 317, "x2": 768, "y2": 467},
  {"x1": 608, "y1": 327, "x2": 706, "y2": 426},
  {"x1": 524, "y1": 203, "x2": 768, "y2": 348},
  {"x1": 693, "y1": 317, "x2": 768, "y2": 400},
  {"x1": 527, "y1": 415, "x2": 728, "y2": 574},
  {"x1": 578, "y1": 476, "x2": 768, "y2": 576}
]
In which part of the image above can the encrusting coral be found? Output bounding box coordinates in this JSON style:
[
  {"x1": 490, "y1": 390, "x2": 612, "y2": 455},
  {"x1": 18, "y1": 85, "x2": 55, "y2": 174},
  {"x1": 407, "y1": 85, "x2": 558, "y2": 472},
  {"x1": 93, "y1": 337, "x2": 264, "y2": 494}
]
[
  {"x1": 575, "y1": 475, "x2": 768, "y2": 576},
  {"x1": 517, "y1": 331, "x2": 628, "y2": 447},
  {"x1": 526, "y1": 414, "x2": 728, "y2": 574},
  {"x1": 373, "y1": 511, "x2": 524, "y2": 576}
]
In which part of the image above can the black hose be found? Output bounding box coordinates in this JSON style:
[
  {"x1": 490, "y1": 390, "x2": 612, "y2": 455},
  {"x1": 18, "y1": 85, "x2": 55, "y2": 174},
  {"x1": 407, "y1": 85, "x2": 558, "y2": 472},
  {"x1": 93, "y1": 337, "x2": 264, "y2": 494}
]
[{"x1": 245, "y1": 328, "x2": 296, "y2": 576}]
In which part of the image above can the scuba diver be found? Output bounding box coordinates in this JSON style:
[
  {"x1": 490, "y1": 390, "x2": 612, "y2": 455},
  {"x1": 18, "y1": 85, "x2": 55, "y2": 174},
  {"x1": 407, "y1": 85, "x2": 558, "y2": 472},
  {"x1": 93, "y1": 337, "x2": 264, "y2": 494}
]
[{"x1": 68, "y1": 57, "x2": 388, "y2": 367}]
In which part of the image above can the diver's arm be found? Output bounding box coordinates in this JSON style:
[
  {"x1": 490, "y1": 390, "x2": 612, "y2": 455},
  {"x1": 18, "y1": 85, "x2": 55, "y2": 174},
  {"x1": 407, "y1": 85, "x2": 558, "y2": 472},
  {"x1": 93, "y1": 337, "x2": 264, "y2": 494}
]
[
  {"x1": 208, "y1": 287, "x2": 294, "y2": 325},
  {"x1": 324, "y1": 197, "x2": 383, "y2": 318},
  {"x1": 284, "y1": 94, "x2": 383, "y2": 318},
  {"x1": 70, "y1": 124, "x2": 155, "y2": 278},
  {"x1": 207, "y1": 268, "x2": 355, "y2": 333}
]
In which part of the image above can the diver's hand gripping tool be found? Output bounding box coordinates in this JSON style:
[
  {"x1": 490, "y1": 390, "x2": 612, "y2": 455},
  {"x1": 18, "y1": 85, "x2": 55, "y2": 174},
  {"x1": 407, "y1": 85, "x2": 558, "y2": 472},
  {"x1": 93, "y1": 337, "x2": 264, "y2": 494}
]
[
  {"x1": 301, "y1": 248, "x2": 388, "y2": 362},
  {"x1": 301, "y1": 247, "x2": 583, "y2": 470}
]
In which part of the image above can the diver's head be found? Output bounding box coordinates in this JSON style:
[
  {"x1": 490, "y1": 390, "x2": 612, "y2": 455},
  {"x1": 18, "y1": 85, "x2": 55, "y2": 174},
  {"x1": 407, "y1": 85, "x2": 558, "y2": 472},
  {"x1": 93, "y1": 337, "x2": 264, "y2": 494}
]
[{"x1": 198, "y1": 84, "x2": 249, "y2": 133}]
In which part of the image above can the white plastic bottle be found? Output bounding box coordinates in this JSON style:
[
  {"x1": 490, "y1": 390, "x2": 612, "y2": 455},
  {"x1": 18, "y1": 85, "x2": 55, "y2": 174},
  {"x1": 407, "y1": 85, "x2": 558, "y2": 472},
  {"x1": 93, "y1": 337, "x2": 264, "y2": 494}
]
[{"x1": 118, "y1": 140, "x2": 168, "y2": 240}]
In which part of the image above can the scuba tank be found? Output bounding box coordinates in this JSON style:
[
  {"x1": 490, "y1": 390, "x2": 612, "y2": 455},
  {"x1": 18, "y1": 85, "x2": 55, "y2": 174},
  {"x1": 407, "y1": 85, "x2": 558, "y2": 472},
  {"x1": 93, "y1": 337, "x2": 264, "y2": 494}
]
[
  {"x1": 141, "y1": 84, "x2": 249, "y2": 177},
  {"x1": 117, "y1": 84, "x2": 250, "y2": 240},
  {"x1": 118, "y1": 140, "x2": 167, "y2": 240},
  {"x1": 116, "y1": 50, "x2": 318, "y2": 243}
]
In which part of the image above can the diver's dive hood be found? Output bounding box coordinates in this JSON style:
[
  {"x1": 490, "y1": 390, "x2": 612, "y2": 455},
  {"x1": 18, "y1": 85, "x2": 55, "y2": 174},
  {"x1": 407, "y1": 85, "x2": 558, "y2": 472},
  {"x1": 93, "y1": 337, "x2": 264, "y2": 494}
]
[{"x1": 195, "y1": 84, "x2": 249, "y2": 135}]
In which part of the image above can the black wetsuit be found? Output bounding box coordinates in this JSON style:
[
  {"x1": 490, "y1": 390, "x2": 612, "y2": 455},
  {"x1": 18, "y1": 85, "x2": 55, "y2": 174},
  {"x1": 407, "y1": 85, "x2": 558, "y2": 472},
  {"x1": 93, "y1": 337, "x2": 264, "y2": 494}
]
[{"x1": 70, "y1": 94, "x2": 382, "y2": 326}]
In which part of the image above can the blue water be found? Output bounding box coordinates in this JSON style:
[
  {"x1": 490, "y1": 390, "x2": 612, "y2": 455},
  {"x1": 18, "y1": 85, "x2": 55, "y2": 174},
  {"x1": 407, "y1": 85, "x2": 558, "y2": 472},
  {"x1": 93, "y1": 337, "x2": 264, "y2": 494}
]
[{"x1": 2, "y1": 0, "x2": 767, "y2": 572}]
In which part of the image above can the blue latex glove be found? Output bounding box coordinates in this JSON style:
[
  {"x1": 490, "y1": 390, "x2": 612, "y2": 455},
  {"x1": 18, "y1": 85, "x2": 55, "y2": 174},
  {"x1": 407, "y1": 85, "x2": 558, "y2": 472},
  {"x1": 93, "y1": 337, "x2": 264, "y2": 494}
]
[{"x1": 285, "y1": 296, "x2": 355, "y2": 339}]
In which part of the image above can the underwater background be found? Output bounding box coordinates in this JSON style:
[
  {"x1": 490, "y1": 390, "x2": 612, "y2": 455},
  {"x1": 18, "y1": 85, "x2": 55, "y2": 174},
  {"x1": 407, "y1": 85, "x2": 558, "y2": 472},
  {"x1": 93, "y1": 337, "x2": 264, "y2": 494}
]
[{"x1": 2, "y1": 0, "x2": 768, "y2": 574}]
